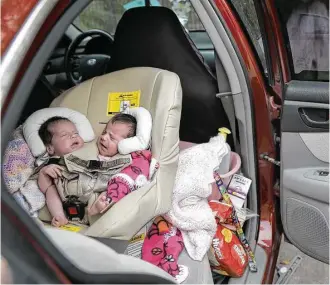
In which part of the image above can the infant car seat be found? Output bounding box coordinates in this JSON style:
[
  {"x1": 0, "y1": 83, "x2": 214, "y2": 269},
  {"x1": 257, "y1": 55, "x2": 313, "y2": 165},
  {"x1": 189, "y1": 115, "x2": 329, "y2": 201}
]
[
  {"x1": 46, "y1": 67, "x2": 182, "y2": 239},
  {"x1": 37, "y1": 68, "x2": 213, "y2": 284}
]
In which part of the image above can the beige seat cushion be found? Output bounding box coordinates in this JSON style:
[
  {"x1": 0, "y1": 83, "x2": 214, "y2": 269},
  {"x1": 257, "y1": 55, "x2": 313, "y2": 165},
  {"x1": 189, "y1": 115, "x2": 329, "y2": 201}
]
[{"x1": 50, "y1": 67, "x2": 182, "y2": 239}]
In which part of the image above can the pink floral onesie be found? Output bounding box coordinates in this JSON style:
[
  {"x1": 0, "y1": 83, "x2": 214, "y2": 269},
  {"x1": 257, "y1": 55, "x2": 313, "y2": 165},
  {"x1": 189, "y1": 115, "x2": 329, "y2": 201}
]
[{"x1": 101, "y1": 150, "x2": 155, "y2": 203}]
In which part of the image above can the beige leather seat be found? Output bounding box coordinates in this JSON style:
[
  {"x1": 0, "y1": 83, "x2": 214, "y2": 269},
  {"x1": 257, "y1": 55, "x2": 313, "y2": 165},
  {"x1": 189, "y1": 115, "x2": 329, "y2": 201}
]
[{"x1": 47, "y1": 67, "x2": 182, "y2": 239}]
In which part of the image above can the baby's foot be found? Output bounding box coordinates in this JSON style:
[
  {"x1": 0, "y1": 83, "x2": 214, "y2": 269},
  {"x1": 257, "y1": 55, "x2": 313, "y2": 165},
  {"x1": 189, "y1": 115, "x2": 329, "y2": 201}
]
[
  {"x1": 51, "y1": 214, "x2": 68, "y2": 227},
  {"x1": 88, "y1": 192, "x2": 111, "y2": 216}
]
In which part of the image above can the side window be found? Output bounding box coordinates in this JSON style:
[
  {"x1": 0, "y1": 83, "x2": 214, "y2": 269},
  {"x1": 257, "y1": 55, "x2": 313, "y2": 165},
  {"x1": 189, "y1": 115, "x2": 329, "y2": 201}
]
[
  {"x1": 73, "y1": 0, "x2": 204, "y2": 35},
  {"x1": 276, "y1": 0, "x2": 329, "y2": 81},
  {"x1": 227, "y1": 0, "x2": 268, "y2": 76}
]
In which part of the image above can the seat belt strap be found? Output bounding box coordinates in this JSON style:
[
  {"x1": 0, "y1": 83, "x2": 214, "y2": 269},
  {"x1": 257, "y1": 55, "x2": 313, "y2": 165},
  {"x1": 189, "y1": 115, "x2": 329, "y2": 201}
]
[{"x1": 214, "y1": 54, "x2": 238, "y2": 150}]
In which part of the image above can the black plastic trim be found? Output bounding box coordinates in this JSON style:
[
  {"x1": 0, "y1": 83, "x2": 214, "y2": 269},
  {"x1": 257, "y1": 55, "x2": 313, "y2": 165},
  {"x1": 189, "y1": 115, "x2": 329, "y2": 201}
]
[
  {"x1": 281, "y1": 100, "x2": 329, "y2": 133},
  {"x1": 299, "y1": 108, "x2": 329, "y2": 130},
  {"x1": 284, "y1": 80, "x2": 329, "y2": 104}
]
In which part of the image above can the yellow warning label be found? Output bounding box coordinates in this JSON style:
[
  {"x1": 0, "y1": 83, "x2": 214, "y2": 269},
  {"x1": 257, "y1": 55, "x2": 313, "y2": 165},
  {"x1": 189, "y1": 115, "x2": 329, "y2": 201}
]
[
  {"x1": 129, "y1": 233, "x2": 145, "y2": 243},
  {"x1": 107, "y1": 90, "x2": 141, "y2": 116},
  {"x1": 42, "y1": 222, "x2": 83, "y2": 232},
  {"x1": 59, "y1": 224, "x2": 83, "y2": 232}
]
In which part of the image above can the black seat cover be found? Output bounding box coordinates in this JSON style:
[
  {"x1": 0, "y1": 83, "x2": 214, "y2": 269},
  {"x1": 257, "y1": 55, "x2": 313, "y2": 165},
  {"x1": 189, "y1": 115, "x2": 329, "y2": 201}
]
[{"x1": 107, "y1": 7, "x2": 231, "y2": 144}]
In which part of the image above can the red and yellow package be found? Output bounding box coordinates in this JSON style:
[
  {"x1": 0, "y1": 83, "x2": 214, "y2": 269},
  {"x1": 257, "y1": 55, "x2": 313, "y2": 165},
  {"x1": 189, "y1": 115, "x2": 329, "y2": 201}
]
[
  {"x1": 207, "y1": 224, "x2": 248, "y2": 277},
  {"x1": 209, "y1": 200, "x2": 236, "y2": 231},
  {"x1": 209, "y1": 200, "x2": 232, "y2": 222}
]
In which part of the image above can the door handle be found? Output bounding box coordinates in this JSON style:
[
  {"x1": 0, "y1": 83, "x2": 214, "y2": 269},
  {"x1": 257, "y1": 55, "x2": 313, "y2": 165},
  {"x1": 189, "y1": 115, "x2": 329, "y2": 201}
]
[{"x1": 299, "y1": 108, "x2": 329, "y2": 130}]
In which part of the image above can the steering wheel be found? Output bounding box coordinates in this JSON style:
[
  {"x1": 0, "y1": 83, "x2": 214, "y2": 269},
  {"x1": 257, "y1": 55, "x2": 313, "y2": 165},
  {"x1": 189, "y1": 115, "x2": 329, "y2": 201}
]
[{"x1": 65, "y1": 29, "x2": 113, "y2": 86}]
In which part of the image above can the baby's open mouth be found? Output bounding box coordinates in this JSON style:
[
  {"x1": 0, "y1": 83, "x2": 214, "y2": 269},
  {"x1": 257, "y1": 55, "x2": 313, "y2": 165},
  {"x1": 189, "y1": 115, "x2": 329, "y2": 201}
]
[{"x1": 71, "y1": 141, "x2": 79, "y2": 148}]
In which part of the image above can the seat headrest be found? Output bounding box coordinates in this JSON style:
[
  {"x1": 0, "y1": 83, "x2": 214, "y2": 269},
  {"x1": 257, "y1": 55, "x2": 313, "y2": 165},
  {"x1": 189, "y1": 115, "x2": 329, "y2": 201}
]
[
  {"x1": 22, "y1": 107, "x2": 95, "y2": 157},
  {"x1": 119, "y1": 107, "x2": 152, "y2": 155},
  {"x1": 108, "y1": 7, "x2": 214, "y2": 79},
  {"x1": 107, "y1": 7, "x2": 231, "y2": 144}
]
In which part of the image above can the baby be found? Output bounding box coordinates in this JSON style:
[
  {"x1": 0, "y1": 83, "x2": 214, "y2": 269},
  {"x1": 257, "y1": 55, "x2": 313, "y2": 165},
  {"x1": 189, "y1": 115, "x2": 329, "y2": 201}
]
[
  {"x1": 38, "y1": 113, "x2": 152, "y2": 227},
  {"x1": 38, "y1": 116, "x2": 84, "y2": 226},
  {"x1": 88, "y1": 114, "x2": 153, "y2": 215}
]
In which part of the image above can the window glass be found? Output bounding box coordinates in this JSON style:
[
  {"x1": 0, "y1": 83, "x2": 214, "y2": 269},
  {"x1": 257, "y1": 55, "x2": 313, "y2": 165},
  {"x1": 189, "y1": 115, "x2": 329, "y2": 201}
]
[
  {"x1": 228, "y1": 0, "x2": 268, "y2": 76},
  {"x1": 276, "y1": 0, "x2": 329, "y2": 81},
  {"x1": 73, "y1": 0, "x2": 204, "y2": 35}
]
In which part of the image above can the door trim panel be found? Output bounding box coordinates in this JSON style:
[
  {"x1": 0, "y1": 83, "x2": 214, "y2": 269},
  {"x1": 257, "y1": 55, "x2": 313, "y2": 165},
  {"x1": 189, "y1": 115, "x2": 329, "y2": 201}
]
[
  {"x1": 300, "y1": 133, "x2": 329, "y2": 162},
  {"x1": 282, "y1": 101, "x2": 329, "y2": 133}
]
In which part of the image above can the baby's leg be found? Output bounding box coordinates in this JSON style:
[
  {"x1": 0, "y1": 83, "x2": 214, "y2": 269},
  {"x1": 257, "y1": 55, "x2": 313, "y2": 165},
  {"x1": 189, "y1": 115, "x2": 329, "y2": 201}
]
[
  {"x1": 88, "y1": 192, "x2": 111, "y2": 216},
  {"x1": 44, "y1": 185, "x2": 68, "y2": 227}
]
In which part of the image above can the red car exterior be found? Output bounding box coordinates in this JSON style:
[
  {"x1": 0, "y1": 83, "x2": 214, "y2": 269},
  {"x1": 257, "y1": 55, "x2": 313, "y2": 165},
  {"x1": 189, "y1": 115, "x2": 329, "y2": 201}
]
[{"x1": 1, "y1": 0, "x2": 289, "y2": 283}]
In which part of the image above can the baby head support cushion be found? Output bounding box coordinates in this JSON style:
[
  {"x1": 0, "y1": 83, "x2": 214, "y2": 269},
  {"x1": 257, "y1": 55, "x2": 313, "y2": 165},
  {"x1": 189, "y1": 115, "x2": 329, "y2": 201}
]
[
  {"x1": 23, "y1": 107, "x2": 95, "y2": 157},
  {"x1": 117, "y1": 107, "x2": 152, "y2": 155}
]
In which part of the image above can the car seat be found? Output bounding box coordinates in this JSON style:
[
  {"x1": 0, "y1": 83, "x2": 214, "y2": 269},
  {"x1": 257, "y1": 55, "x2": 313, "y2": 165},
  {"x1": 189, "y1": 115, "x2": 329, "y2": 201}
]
[
  {"x1": 41, "y1": 67, "x2": 214, "y2": 284},
  {"x1": 32, "y1": 67, "x2": 213, "y2": 284},
  {"x1": 106, "y1": 6, "x2": 233, "y2": 146},
  {"x1": 43, "y1": 67, "x2": 182, "y2": 239}
]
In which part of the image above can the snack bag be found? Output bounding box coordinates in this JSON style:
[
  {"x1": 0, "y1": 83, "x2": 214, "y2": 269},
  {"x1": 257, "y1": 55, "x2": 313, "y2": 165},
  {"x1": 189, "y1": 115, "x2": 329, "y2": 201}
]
[
  {"x1": 209, "y1": 200, "x2": 232, "y2": 223},
  {"x1": 209, "y1": 200, "x2": 258, "y2": 229},
  {"x1": 209, "y1": 200, "x2": 235, "y2": 231},
  {"x1": 208, "y1": 224, "x2": 248, "y2": 277}
]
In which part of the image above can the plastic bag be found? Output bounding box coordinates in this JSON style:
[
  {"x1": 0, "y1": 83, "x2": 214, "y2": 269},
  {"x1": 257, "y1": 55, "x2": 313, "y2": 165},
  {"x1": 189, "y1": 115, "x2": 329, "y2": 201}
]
[
  {"x1": 207, "y1": 223, "x2": 248, "y2": 277},
  {"x1": 236, "y1": 207, "x2": 259, "y2": 226}
]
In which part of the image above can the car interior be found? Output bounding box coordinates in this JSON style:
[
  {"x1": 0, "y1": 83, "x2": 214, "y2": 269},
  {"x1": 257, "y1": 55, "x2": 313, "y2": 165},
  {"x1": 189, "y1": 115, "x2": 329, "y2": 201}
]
[
  {"x1": 1, "y1": 0, "x2": 275, "y2": 284},
  {"x1": 2, "y1": 0, "x2": 329, "y2": 284}
]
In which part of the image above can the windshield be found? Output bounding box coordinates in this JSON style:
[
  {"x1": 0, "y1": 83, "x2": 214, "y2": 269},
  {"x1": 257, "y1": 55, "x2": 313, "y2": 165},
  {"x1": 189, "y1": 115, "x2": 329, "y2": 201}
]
[{"x1": 73, "y1": 0, "x2": 205, "y2": 35}]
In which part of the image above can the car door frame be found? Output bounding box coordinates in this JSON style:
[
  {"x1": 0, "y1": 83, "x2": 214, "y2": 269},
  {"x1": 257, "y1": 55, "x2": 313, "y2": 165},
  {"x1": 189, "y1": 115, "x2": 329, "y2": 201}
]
[
  {"x1": 211, "y1": 0, "x2": 285, "y2": 283},
  {"x1": 262, "y1": 0, "x2": 330, "y2": 264}
]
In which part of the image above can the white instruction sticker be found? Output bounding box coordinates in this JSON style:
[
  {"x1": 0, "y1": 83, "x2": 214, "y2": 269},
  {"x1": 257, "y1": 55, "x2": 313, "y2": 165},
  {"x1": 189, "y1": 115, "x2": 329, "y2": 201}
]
[
  {"x1": 127, "y1": 233, "x2": 145, "y2": 259},
  {"x1": 227, "y1": 174, "x2": 252, "y2": 209}
]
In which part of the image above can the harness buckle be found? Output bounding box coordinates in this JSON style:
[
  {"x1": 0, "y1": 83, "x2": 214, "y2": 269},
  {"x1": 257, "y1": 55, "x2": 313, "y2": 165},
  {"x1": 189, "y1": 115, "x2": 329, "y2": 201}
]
[{"x1": 63, "y1": 195, "x2": 86, "y2": 221}]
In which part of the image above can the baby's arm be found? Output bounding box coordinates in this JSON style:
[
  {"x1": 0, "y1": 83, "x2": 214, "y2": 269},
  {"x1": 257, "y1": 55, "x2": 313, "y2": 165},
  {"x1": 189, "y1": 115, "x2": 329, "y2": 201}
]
[
  {"x1": 89, "y1": 151, "x2": 154, "y2": 216},
  {"x1": 107, "y1": 150, "x2": 152, "y2": 201},
  {"x1": 38, "y1": 165, "x2": 68, "y2": 227},
  {"x1": 44, "y1": 185, "x2": 68, "y2": 225}
]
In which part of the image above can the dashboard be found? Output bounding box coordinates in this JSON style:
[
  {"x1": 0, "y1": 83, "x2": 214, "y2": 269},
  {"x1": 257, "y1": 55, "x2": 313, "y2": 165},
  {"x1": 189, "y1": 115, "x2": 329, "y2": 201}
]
[{"x1": 43, "y1": 27, "x2": 215, "y2": 90}]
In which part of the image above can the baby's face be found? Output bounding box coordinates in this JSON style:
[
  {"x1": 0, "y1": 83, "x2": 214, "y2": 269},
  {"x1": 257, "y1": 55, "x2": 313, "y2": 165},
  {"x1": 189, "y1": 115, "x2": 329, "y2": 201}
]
[
  {"x1": 97, "y1": 122, "x2": 131, "y2": 157},
  {"x1": 47, "y1": 121, "x2": 84, "y2": 156}
]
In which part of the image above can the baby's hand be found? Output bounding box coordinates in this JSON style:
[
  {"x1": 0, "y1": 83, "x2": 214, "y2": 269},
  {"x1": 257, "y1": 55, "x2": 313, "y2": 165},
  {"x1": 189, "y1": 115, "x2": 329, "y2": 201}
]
[
  {"x1": 40, "y1": 164, "x2": 63, "y2": 179},
  {"x1": 38, "y1": 164, "x2": 63, "y2": 193},
  {"x1": 51, "y1": 214, "x2": 68, "y2": 227}
]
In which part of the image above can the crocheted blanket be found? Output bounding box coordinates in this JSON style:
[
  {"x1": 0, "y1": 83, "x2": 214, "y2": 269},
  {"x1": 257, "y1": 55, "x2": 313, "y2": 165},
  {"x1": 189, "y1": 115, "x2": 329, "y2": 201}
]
[
  {"x1": 2, "y1": 126, "x2": 45, "y2": 214},
  {"x1": 166, "y1": 135, "x2": 228, "y2": 261}
]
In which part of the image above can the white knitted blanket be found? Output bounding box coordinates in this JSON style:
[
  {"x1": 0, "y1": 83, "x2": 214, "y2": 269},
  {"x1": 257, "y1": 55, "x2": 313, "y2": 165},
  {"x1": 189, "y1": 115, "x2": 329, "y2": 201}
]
[{"x1": 166, "y1": 136, "x2": 228, "y2": 261}]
